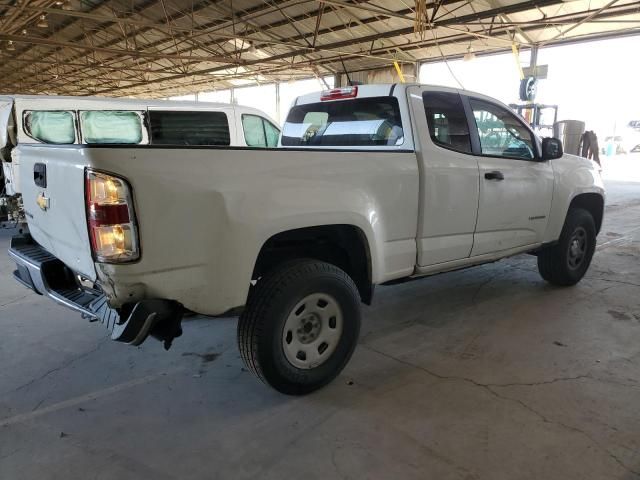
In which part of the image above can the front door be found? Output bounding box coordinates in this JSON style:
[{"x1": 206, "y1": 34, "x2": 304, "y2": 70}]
[{"x1": 465, "y1": 96, "x2": 554, "y2": 256}]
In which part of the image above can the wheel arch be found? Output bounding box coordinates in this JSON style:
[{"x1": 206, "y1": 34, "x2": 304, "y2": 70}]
[
  {"x1": 569, "y1": 192, "x2": 604, "y2": 234},
  {"x1": 251, "y1": 224, "x2": 374, "y2": 305}
]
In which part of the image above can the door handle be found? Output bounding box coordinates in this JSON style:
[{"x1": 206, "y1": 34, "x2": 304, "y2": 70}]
[{"x1": 484, "y1": 171, "x2": 504, "y2": 181}]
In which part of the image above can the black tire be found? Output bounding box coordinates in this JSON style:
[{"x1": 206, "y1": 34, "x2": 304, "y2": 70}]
[
  {"x1": 238, "y1": 259, "x2": 361, "y2": 395},
  {"x1": 537, "y1": 208, "x2": 596, "y2": 286},
  {"x1": 519, "y1": 76, "x2": 538, "y2": 101}
]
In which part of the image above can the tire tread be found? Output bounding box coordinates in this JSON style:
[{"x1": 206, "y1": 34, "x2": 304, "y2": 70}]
[
  {"x1": 237, "y1": 259, "x2": 359, "y2": 391},
  {"x1": 537, "y1": 208, "x2": 596, "y2": 286}
]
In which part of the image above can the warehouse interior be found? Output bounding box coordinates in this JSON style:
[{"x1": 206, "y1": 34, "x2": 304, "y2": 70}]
[{"x1": 1, "y1": 1, "x2": 640, "y2": 479}]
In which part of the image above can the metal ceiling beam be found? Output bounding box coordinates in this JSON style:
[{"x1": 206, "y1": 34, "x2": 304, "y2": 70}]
[
  {"x1": 86, "y1": 1, "x2": 639, "y2": 96},
  {"x1": 315, "y1": 0, "x2": 415, "y2": 21},
  {"x1": 83, "y1": 2, "x2": 568, "y2": 95},
  {"x1": 544, "y1": 0, "x2": 620, "y2": 43},
  {"x1": 0, "y1": 0, "x2": 312, "y2": 92},
  {"x1": 0, "y1": 33, "x2": 253, "y2": 63},
  {"x1": 0, "y1": 0, "x2": 559, "y2": 94},
  {"x1": 6, "y1": 4, "x2": 312, "y2": 48},
  {"x1": 1, "y1": 0, "x2": 638, "y2": 96}
]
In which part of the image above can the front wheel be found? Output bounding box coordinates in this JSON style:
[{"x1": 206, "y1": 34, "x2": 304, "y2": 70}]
[
  {"x1": 238, "y1": 259, "x2": 361, "y2": 395},
  {"x1": 537, "y1": 208, "x2": 596, "y2": 286}
]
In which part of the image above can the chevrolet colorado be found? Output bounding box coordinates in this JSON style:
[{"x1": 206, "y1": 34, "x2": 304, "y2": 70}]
[{"x1": 2, "y1": 85, "x2": 604, "y2": 394}]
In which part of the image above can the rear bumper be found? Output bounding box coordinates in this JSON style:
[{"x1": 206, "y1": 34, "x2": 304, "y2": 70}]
[
  {"x1": 9, "y1": 235, "x2": 184, "y2": 349},
  {"x1": 9, "y1": 235, "x2": 110, "y2": 320}
]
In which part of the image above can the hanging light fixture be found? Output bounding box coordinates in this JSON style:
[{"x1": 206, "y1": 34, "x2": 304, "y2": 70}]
[
  {"x1": 463, "y1": 45, "x2": 476, "y2": 62},
  {"x1": 62, "y1": 0, "x2": 73, "y2": 11},
  {"x1": 21, "y1": 29, "x2": 27, "y2": 35},
  {"x1": 7, "y1": 41, "x2": 15, "y2": 51},
  {"x1": 37, "y1": 14, "x2": 49, "y2": 28}
]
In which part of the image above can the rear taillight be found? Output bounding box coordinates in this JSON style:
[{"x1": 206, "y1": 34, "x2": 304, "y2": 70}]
[
  {"x1": 320, "y1": 86, "x2": 358, "y2": 101},
  {"x1": 85, "y1": 169, "x2": 139, "y2": 263}
]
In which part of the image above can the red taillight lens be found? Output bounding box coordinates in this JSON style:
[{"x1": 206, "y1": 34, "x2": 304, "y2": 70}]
[
  {"x1": 320, "y1": 86, "x2": 358, "y2": 101},
  {"x1": 85, "y1": 169, "x2": 139, "y2": 263}
]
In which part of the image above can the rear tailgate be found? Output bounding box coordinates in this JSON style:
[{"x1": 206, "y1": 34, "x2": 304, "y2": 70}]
[{"x1": 17, "y1": 145, "x2": 96, "y2": 279}]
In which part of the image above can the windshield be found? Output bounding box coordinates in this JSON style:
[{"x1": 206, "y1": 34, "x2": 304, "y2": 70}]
[{"x1": 281, "y1": 96, "x2": 403, "y2": 147}]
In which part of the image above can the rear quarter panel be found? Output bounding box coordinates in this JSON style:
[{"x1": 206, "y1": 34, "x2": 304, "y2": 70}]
[{"x1": 82, "y1": 147, "x2": 419, "y2": 315}]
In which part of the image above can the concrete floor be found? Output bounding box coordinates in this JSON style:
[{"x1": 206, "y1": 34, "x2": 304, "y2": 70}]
[{"x1": 1, "y1": 177, "x2": 640, "y2": 480}]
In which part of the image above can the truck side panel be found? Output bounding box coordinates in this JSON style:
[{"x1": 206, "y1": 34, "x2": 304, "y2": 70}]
[
  {"x1": 18, "y1": 145, "x2": 419, "y2": 315},
  {"x1": 543, "y1": 154, "x2": 605, "y2": 243}
]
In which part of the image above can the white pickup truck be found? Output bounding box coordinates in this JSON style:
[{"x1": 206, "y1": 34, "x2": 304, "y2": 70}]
[{"x1": 2, "y1": 84, "x2": 604, "y2": 394}]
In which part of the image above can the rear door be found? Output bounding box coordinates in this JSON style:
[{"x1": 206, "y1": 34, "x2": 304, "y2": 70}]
[
  {"x1": 408, "y1": 86, "x2": 480, "y2": 266},
  {"x1": 465, "y1": 96, "x2": 554, "y2": 256}
]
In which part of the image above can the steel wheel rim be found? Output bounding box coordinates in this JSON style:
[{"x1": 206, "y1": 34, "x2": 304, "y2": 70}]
[
  {"x1": 282, "y1": 293, "x2": 343, "y2": 370},
  {"x1": 567, "y1": 226, "x2": 588, "y2": 269}
]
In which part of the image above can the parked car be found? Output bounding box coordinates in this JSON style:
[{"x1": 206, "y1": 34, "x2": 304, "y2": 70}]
[
  {"x1": 599, "y1": 122, "x2": 640, "y2": 156},
  {"x1": 2, "y1": 84, "x2": 604, "y2": 394},
  {"x1": 627, "y1": 120, "x2": 640, "y2": 152}
]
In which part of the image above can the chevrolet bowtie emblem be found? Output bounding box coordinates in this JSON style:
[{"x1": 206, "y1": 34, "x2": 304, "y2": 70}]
[{"x1": 36, "y1": 192, "x2": 50, "y2": 211}]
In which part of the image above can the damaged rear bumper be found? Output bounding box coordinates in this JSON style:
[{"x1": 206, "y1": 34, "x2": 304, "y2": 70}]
[{"x1": 8, "y1": 235, "x2": 183, "y2": 349}]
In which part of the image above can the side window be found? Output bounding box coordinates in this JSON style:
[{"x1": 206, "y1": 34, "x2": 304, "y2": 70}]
[
  {"x1": 422, "y1": 92, "x2": 471, "y2": 153},
  {"x1": 242, "y1": 114, "x2": 280, "y2": 147},
  {"x1": 469, "y1": 99, "x2": 536, "y2": 160},
  {"x1": 263, "y1": 119, "x2": 280, "y2": 147},
  {"x1": 149, "y1": 111, "x2": 230, "y2": 146},
  {"x1": 242, "y1": 114, "x2": 267, "y2": 147},
  {"x1": 24, "y1": 111, "x2": 76, "y2": 144},
  {"x1": 80, "y1": 111, "x2": 143, "y2": 144}
]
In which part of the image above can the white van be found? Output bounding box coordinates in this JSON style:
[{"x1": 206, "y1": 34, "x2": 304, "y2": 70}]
[{"x1": 0, "y1": 95, "x2": 280, "y2": 196}]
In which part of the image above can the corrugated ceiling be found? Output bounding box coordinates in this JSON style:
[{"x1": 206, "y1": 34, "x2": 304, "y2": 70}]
[{"x1": 0, "y1": 0, "x2": 638, "y2": 96}]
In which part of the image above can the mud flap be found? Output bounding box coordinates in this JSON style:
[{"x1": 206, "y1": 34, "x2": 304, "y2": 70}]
[{"x1": 112, "y1": 299, "x2": 183, "y2": 350}]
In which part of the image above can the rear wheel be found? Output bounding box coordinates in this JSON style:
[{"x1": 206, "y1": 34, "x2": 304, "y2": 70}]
[
  {"x1": 537, "y1": 208, "x2": 596, "y2": 286},
  {"x1": 238, "y1": 259, "x2": 361, "y2": 395}
]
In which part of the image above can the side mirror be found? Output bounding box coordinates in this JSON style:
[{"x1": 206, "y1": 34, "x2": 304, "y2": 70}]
[{"x1": 542, "y1": 137, "x2": 563, "y2": 160}]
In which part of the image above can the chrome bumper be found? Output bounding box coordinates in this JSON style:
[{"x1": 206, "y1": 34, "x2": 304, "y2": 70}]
[
  {"x1": 9, "y1": 235, "x2": 183, "y2": 349},
  {"x1": 9, "y1": 235, "x2": 109, "y2": 320}
]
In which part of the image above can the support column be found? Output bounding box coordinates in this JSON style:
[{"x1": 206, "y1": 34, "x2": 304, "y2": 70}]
[
  {"x1": 530, "y1": 44, "x2": 539, "y2": 73},
  {"x1": 275, "y1": 81, "x2": 281, "y2": 122}
]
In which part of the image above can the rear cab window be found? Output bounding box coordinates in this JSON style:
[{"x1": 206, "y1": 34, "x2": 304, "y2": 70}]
[
  {"x1": 423, "y1": 92, "x2": 471, "y2": 154},
  {"x1": 281, "y1": 97, "x2": 404, "y2": 147},
  {"x1": 24, "y1": 111, "x2": 76, "y2": 144},
  {"x1": 80, "y1": 110, "x2": 145, "y2": 144},
  {"x1": 150, "y1": 110, "x2": 230, "y2": 145}
]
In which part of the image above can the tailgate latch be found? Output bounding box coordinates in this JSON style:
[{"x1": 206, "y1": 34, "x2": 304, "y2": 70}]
[{"x1": 33, "y1": 162, "x2": 47, "y2": 188}]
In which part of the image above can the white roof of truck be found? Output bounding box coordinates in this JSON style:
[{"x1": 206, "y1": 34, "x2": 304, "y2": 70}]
[{"x1": 292, "y1": 83, "x2": 516, "y2": 118}]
